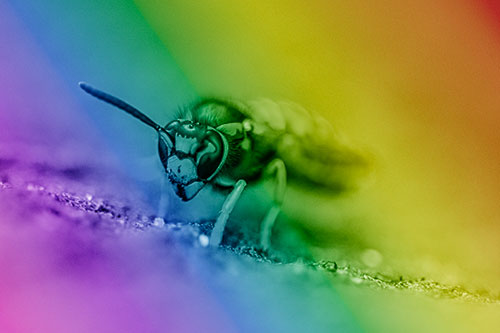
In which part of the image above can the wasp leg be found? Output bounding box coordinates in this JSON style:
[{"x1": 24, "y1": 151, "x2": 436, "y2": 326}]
[
  {"x1": 157, "y1": 174, "x2": 170, "y2": 218},
  {"x1": 209, "y1": 179, "x2": 247, "y2": 247},
  {"x1": 260, "y1": 158, "x2": 287, "y2": 250}
]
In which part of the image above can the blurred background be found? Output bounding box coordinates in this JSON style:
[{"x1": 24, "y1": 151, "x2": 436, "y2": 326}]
[{"x1": 1, "y1": 0, "x2": 500, "y2": 332}]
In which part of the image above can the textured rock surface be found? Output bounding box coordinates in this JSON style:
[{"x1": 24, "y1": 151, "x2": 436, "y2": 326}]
[{"x1": 0, "y1": 142, "x2": 499, "y2": 332}]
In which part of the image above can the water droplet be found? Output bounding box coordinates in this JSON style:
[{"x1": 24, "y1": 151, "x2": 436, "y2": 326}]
[
  {"x1": 350, "y1": 277, "x2": 363, "y2": 284},
  {"x1": 361, "y1": 249, "x2": 383, "y2": 268},
  {"x1": 153, "y1": 217, "x2": 165, "y2": 227},
  {"x1": 198, "y1": 234, "x2": 209, "y2": 247}
]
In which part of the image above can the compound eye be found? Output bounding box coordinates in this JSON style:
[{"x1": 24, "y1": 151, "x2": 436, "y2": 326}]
[
  {"x1": 158, "y1": 131, "x2": 173, "y2": 167},
  {"x1": 196, "y1": 130, "x2": 226, "y2": 180}
]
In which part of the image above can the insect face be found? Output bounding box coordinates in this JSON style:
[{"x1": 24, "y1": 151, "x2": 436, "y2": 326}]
[
  {"x1": 158, "y1": 119, "x2": 229, "y2": 201},
  {"x1": 78, "y1": 82, "x2": 229, "y2": 201}
]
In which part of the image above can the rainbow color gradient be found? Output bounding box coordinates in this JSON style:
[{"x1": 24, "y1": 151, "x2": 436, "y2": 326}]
[{"x1": 1, "y1": 1, "x2": 500, "y2": 332}]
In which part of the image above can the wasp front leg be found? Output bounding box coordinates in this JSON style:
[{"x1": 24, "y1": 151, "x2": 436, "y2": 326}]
[
  {"x1": 209, "y1": 179, "x2": 247, "y2": 247},
  {"x1": 260, "y1": 158, "x2": 287, "y2": 250},
  {"x1": 128, "y1": 154, "x2": 171, "y2": 219},
  {"x1": 157, "y1": 174, "x2": 170, "y2": 218}
]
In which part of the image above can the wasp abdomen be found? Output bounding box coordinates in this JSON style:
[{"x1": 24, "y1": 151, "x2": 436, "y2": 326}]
[{"x1": 247, "y1": 99, "x2": 369, "y2": 192}]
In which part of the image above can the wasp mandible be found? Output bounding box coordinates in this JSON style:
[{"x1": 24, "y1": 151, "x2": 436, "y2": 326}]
[{"x1": 79, "y1": 83, "x2": 368, "y2": 249}]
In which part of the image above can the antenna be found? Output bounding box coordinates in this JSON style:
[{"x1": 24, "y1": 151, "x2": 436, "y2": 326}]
[{"x1": 79, "y1": 82, "x2": 162, "y2": 132}]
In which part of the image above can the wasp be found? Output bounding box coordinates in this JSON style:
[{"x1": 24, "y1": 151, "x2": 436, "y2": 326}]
[{"x1": 79, "y1": 83, "x2": 368, "y2": 249}]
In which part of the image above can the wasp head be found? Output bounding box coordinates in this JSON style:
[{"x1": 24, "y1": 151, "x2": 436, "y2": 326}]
[
  {"x1": 158, "y1": 120, "x2": 228, "y2": 201},
  {"x1": 77, "y1": 83, "x2": 231, "y2": 201}
]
